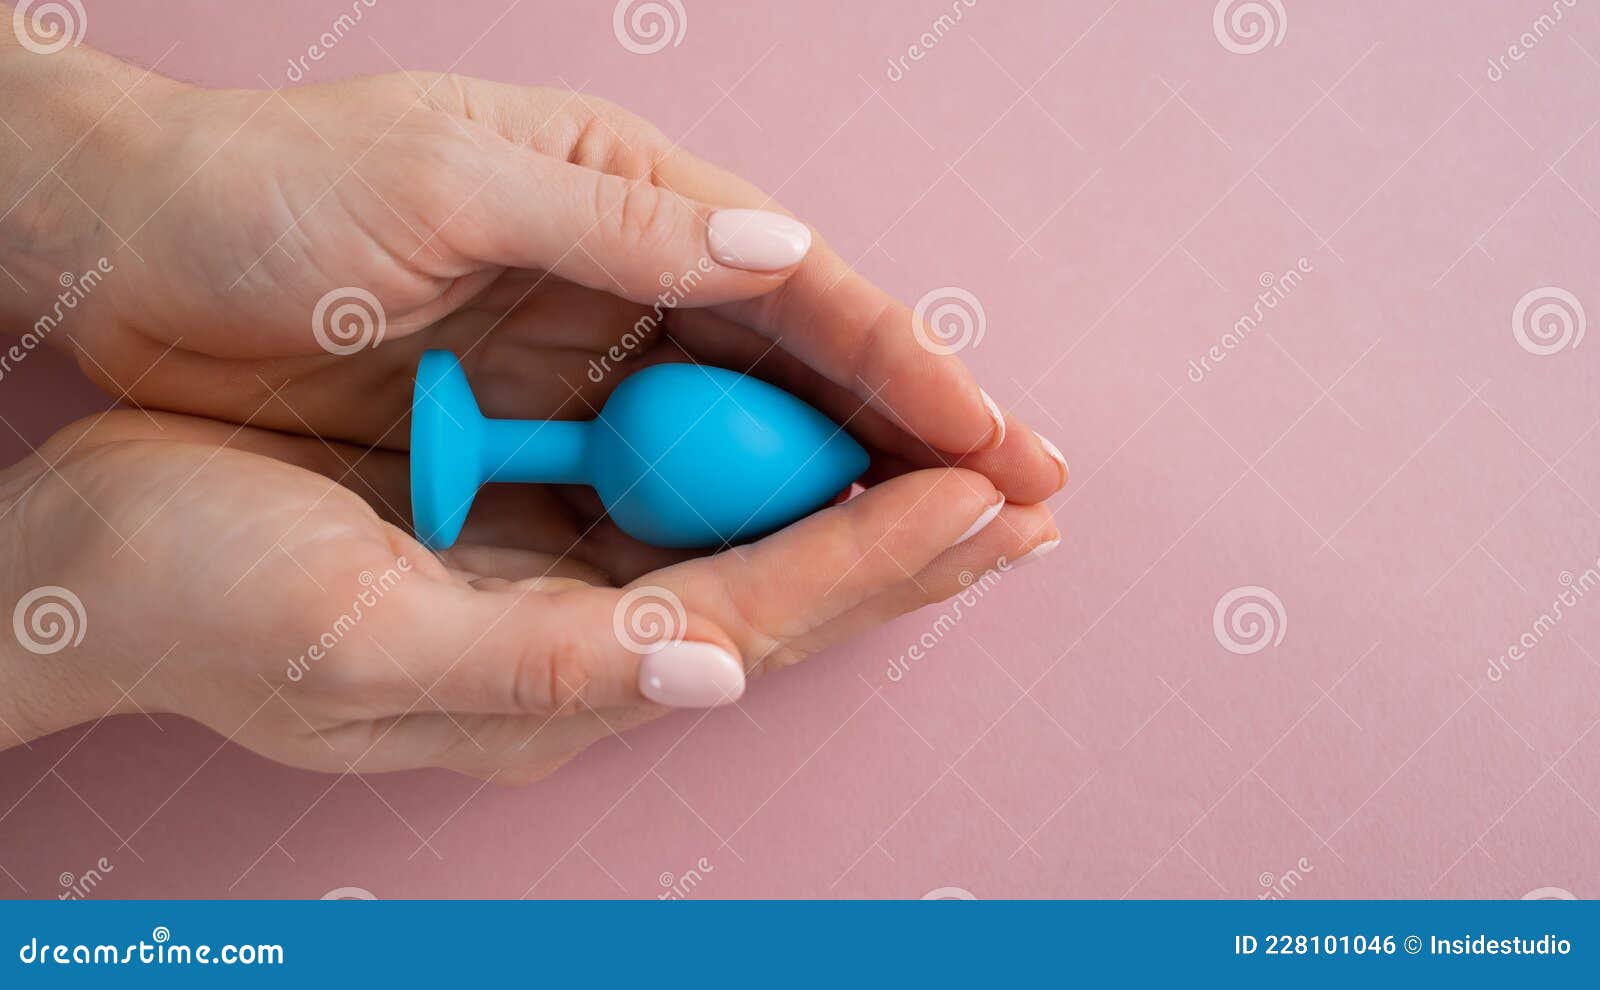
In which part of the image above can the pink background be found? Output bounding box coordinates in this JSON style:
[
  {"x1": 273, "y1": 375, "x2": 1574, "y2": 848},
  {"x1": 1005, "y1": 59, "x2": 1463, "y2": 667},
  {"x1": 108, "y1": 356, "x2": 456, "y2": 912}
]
[{"x1": 3, "y1": 0, "x2": 1600, "y2": 899}]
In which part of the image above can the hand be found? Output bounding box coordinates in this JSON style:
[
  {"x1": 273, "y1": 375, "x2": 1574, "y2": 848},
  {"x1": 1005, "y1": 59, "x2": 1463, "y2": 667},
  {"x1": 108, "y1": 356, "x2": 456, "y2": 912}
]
[
  {"x1": 0, "y1": 411, "x2": 1057, "y2": 781},
  {"x1": 0, "y1": 35, "x2": 1067, "y2": 511}
]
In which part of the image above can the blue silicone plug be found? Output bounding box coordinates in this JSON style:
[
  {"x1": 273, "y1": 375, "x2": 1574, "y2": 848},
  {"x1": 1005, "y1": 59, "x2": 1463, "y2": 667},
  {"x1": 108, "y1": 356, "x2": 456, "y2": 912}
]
[{"x1": 410, "y1": 350, "x2": 870, "y2": 550}]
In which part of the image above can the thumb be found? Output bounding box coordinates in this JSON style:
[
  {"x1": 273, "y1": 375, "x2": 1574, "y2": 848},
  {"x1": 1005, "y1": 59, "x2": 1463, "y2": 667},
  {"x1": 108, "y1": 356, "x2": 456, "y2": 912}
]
[
  {"x1": 449, "y1": 142, "x2": 812, "y2": 306},
  {"x1": 403, "y1": 584, "x2": 748, "y2": 715}
]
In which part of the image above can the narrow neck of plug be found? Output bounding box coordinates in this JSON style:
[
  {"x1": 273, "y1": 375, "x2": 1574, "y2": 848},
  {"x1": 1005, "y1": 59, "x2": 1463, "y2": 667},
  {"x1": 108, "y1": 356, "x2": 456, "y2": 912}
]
[{"x1": 479, "y1": 417, "x2": 591, "y2": 486}]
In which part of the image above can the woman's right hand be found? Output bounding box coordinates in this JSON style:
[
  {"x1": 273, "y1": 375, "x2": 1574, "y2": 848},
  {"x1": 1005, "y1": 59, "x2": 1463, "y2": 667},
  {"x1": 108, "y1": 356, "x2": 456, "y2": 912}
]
[{"x1": 0, "y1": 411, "x2": 1056, "y2": 782}]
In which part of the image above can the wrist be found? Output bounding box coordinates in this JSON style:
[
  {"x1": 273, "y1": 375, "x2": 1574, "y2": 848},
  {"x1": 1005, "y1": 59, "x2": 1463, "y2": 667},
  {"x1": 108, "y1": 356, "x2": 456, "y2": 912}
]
[{"x1": 0, "y1": 14, "x2": 187, "y2": 331}]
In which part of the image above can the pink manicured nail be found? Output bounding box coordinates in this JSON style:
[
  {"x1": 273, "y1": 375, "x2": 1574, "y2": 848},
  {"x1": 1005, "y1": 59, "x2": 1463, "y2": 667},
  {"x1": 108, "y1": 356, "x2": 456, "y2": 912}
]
[
  {"x1": 1035, "y1": 431, "x2": 1068, "y2": 486},
  {"x1": 954, "y1": 495, "x2": 1005, "y2": 546},
  {"x1": 639, "y1": 641, "x2": 746, "y2": 707},
  {"x1": 1010, "y1": 538, "x2": 1061, "y2": 568},
  {"x1": 979, "y1": 389, "x2": 1006, "y2": 448},
  {"x1": 708, "y1": 209, "x2": 812, "y2": 271}
]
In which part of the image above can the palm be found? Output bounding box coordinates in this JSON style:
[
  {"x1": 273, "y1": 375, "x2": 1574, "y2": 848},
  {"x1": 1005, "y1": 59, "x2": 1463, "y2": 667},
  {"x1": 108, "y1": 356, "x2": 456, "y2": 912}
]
[{"x1": 28, "y1": 414, "x2": 693, "y2": 774}]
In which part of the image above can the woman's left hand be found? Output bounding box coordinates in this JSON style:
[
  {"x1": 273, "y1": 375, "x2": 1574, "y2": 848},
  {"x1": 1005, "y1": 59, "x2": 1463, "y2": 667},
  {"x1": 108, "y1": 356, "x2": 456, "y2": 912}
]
[{"x1": 1, "y1": 45, "x2": 1066, "y2": 511}]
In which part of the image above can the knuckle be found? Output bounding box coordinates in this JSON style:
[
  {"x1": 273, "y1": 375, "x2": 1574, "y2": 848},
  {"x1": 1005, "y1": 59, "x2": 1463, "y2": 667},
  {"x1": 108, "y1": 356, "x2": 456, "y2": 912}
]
[
  {"x1": 604, "y1": 177, "x2": 681, "y2": 254},
  {"x1": 568, "y1": 96, "x2": 666, "y2": 174},
  {"x1": 852, "y1": 299, "x2": 905, "y2": 387},
  {"x1": 512, "y1": 631, "x2": 594, "y2": 718},
  {"x1": 567, "y1": 111, "x2": 617, "y2": 171},
  {"x1": 710, "y1": 577, "x2": 790, "y2": 661},
  {"x1": 830, "y1": 506, "x2": 887, "y2": 589}
]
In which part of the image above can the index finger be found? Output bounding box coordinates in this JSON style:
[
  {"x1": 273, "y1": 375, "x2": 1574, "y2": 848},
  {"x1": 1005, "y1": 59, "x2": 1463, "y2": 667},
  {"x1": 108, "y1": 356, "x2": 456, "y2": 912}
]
[
  {"x1": 651, "y1": 147, "x2": 1005, "y2": 456},
  {"x1": 644, "y1": 467, "x2": 1007, "y2": 662}
]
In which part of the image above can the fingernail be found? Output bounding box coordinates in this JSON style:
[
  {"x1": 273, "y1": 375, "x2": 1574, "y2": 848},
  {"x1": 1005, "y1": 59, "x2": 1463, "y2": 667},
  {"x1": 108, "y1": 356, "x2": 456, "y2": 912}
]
[
  {"x1": 708, "y1": 209, "x2": 812, "y2": 271},
  {"x1": 835, "y1": 482, "x2": 866, "y2": 505},
  {"x1": 954, "y1": 495, "x2": 1005, "y2": 546},
  {"x1": 1011, "y1": 538, "x2": 1061, "y2": 568},
  {"x1": 979, "y1": 389, "x2": 1006, "y2": 448},
  {"x1": 1035, "y1": 431, "x2": 1068, "y2": 486},
  {"x1": 639, "y1": 642, "x2": 746, "y2": 707}
]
